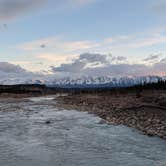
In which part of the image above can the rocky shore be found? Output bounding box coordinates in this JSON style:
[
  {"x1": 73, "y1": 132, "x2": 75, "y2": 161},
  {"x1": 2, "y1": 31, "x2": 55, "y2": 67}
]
[{"x1": 56, "y1": 90, "x2": 166, "y2": 139}]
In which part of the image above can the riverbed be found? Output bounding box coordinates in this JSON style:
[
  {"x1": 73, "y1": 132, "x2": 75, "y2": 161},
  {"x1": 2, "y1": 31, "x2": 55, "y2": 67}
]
[{"x1": 0, "y1": 96, "x2": 166, "y2": 166}]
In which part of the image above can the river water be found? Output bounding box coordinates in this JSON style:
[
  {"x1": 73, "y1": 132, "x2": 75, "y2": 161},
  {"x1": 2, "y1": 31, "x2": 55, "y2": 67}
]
[{"x1": 0, "y1": 96, "x2": 166, "y2": 166}]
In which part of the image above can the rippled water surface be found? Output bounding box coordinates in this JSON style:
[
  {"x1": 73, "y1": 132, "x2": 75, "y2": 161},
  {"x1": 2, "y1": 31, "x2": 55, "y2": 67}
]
[{"x1": 0, "y1": 96, "x2": 166, "y2": 166}]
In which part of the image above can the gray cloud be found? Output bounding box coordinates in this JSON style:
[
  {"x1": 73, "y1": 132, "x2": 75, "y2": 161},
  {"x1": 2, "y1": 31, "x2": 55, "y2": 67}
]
[
  {"x1": 0, "y1": 62, "x2": 50, "y2": 84},
  {"x1": 0, "y1": 62, "x2": 35, "y2": 81},
  {"x1": 52, "y1": 60, "x2": 85, "y2": 73},
  {"x1": 143, "y1": 54, "x2": 160, "y2": 61},
  {"x1": 51, "y1": 53, "x2": 166, "y2": 77},
  {"x1": 51, "y1": 53, "x2": 110, "y2": 73},
  {"x1": 110, "y1": 56, "x2": 127, "y2": 62},
  {"x1": 0, "y1": 62, "x2": 27, "y2": 73},
  {"x1": 0, "y1": 0, "x2": 94, "y2": 21},
  {"x1": 83, "y1": 64, "x2": 151, "y2": 77},
  {"x1": 40, "y1": 44, "x2": 46, "y2": 48},
  {"x1": 160, "y1": 57, "x2": 166, "y2": 63},
  {"x1": 150, "y1": 0, "x2": 166, "y2": 15},
  {"x1": 0, "y1": 0, "x2": 45, "y2": 20},
  {"x1": 79, "y1": 53, "x2": 109, "y2": 63}
]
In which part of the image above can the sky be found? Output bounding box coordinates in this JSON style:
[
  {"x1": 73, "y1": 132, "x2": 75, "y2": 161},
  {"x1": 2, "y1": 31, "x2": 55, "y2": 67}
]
[{"x1": 0, "y1": 0, "x2": 166, "y2": 78}]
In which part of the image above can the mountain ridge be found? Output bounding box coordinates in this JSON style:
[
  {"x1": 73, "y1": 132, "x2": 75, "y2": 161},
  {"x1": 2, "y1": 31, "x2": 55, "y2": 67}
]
[{"x1": 0, "y1": 75, "x2": 165, "y2": 88}]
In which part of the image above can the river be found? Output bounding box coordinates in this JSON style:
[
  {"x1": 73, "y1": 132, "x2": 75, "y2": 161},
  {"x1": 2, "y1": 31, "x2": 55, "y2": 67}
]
[{"x1": 0, "y1": 96, "x2": 166, "y2": 166}]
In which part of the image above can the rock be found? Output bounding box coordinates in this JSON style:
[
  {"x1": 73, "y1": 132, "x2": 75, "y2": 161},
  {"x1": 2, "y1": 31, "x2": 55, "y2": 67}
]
[
  {"x1": 147, "y1": 132, "x2": 154, "y2": 137},
  {"x1": 57, "y1": 92, "x2": 166, "y2": 139},
  {"x1": 98, "y1": 119, "x2": 106, "y2": 124},
  {"x1": 45, "y1": 120, "x2": 51, "y2": 124}
]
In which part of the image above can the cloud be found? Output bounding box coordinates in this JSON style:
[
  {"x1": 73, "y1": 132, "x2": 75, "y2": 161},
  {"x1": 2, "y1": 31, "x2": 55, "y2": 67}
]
[
  {"x1": 15, "y1": 27, "x2": 166, "y2": 73},
  {"x1": 0, "y1": 62, "x2": 49, "y2": 84},
  {"x1": 79, "y1": 53, "x2": 109, "y2": 63},
  {"x1": 51, "y1": 53, "x2": 109, "y2": 73},
  {"x1": 110, "y1": 55, "x2": 127, "y2": 62},
  {"x1": 18, "y1": 37, "x2": 98, "y2": 53},
  {"x1": 17, "y1": 28, "x2": 166, "y2": 59},
  {"x1": 0, "y1": 62, "x2": 35, "y2": 80},
  {"x1": 143, "y1": 54, "x2": 160, "y2": 61},
  {"x1": 0, "y1": 0, "x2": 45, "y2": 21},
  {"x1": 128, "y1": 34, "x2": 166, "y2": 48},
  {"x1": 83, "y1": 64, "x2": 152, "y2": 77},
  {"x1": 40, "y1": 44, "x2": 46, "y2": 48},
  {"x1": 38, "y1": 53, "x2": 76, "y2": 65},
  {"x1": 0, "y1": 0, "x2": 95, "y2": 21},
  {"x1": 150, "y1": 0, "x2": 166, "y2": 15},
  {"x1": 160, "y1": 57, "x2": 166, "y2": 63},
  {"x1": 0, "y1": 53, "x2": 166, "y2": 83},
  {"x1": 104, "y1": 30, "x2": 166, "y2": 50},
  {"x1": 0, "y1": 62, "x2": 27, "y2": 73},
  {"x1": 51, "y1": 53, "x2": 166, "y2": 77}
]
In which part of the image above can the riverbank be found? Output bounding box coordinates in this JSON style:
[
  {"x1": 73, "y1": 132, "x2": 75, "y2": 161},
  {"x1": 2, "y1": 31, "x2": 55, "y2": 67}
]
[{"x1": 56, "y1": 90, "x2": 166, "y2": 139}]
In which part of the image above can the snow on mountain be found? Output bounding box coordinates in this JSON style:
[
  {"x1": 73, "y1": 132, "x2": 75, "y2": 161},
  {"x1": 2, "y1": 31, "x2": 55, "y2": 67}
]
[{"x1": 47, "y1": 75, "x2": 166, "y2": 88}]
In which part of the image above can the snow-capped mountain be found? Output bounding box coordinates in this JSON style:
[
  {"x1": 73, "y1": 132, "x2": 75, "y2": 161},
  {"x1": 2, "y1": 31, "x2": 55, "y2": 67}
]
[
  {"x1": 0, "y1": 75, "x2": 165, "y2": 88},
  {"x1": 47, "y1": 75, "x2": 166, "y2": 88}
]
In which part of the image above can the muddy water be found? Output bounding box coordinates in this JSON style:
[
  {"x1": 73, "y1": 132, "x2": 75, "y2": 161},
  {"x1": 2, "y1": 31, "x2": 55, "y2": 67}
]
[{"x1": 0, "y1": 96, "x2": 166, "y2": 166}]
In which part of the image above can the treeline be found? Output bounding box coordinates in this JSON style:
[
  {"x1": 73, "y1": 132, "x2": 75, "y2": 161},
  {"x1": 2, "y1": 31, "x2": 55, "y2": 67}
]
[
  {"x1": 0, "y1": 80, "x2": 165, "y2": 95},
  {"x1": 132, "y1": 80, "x2": 166, "y2": 90},
  {"x1": 0, "y1": 84, "x2": 48, "y2": 94},
  {"x1": 58, "y1": 80, "x2": 166, "y2": 94}
]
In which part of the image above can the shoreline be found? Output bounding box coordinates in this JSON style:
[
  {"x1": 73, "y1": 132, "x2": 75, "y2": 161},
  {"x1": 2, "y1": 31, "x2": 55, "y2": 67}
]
[{"x1": 56, "y1": 90, "x2": 166, "y2": 139}]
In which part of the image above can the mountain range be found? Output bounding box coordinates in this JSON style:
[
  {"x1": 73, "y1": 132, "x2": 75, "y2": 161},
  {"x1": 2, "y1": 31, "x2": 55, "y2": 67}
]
[{"x1": 0, "y1": 75, "x2": 164, "y2": 88}]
